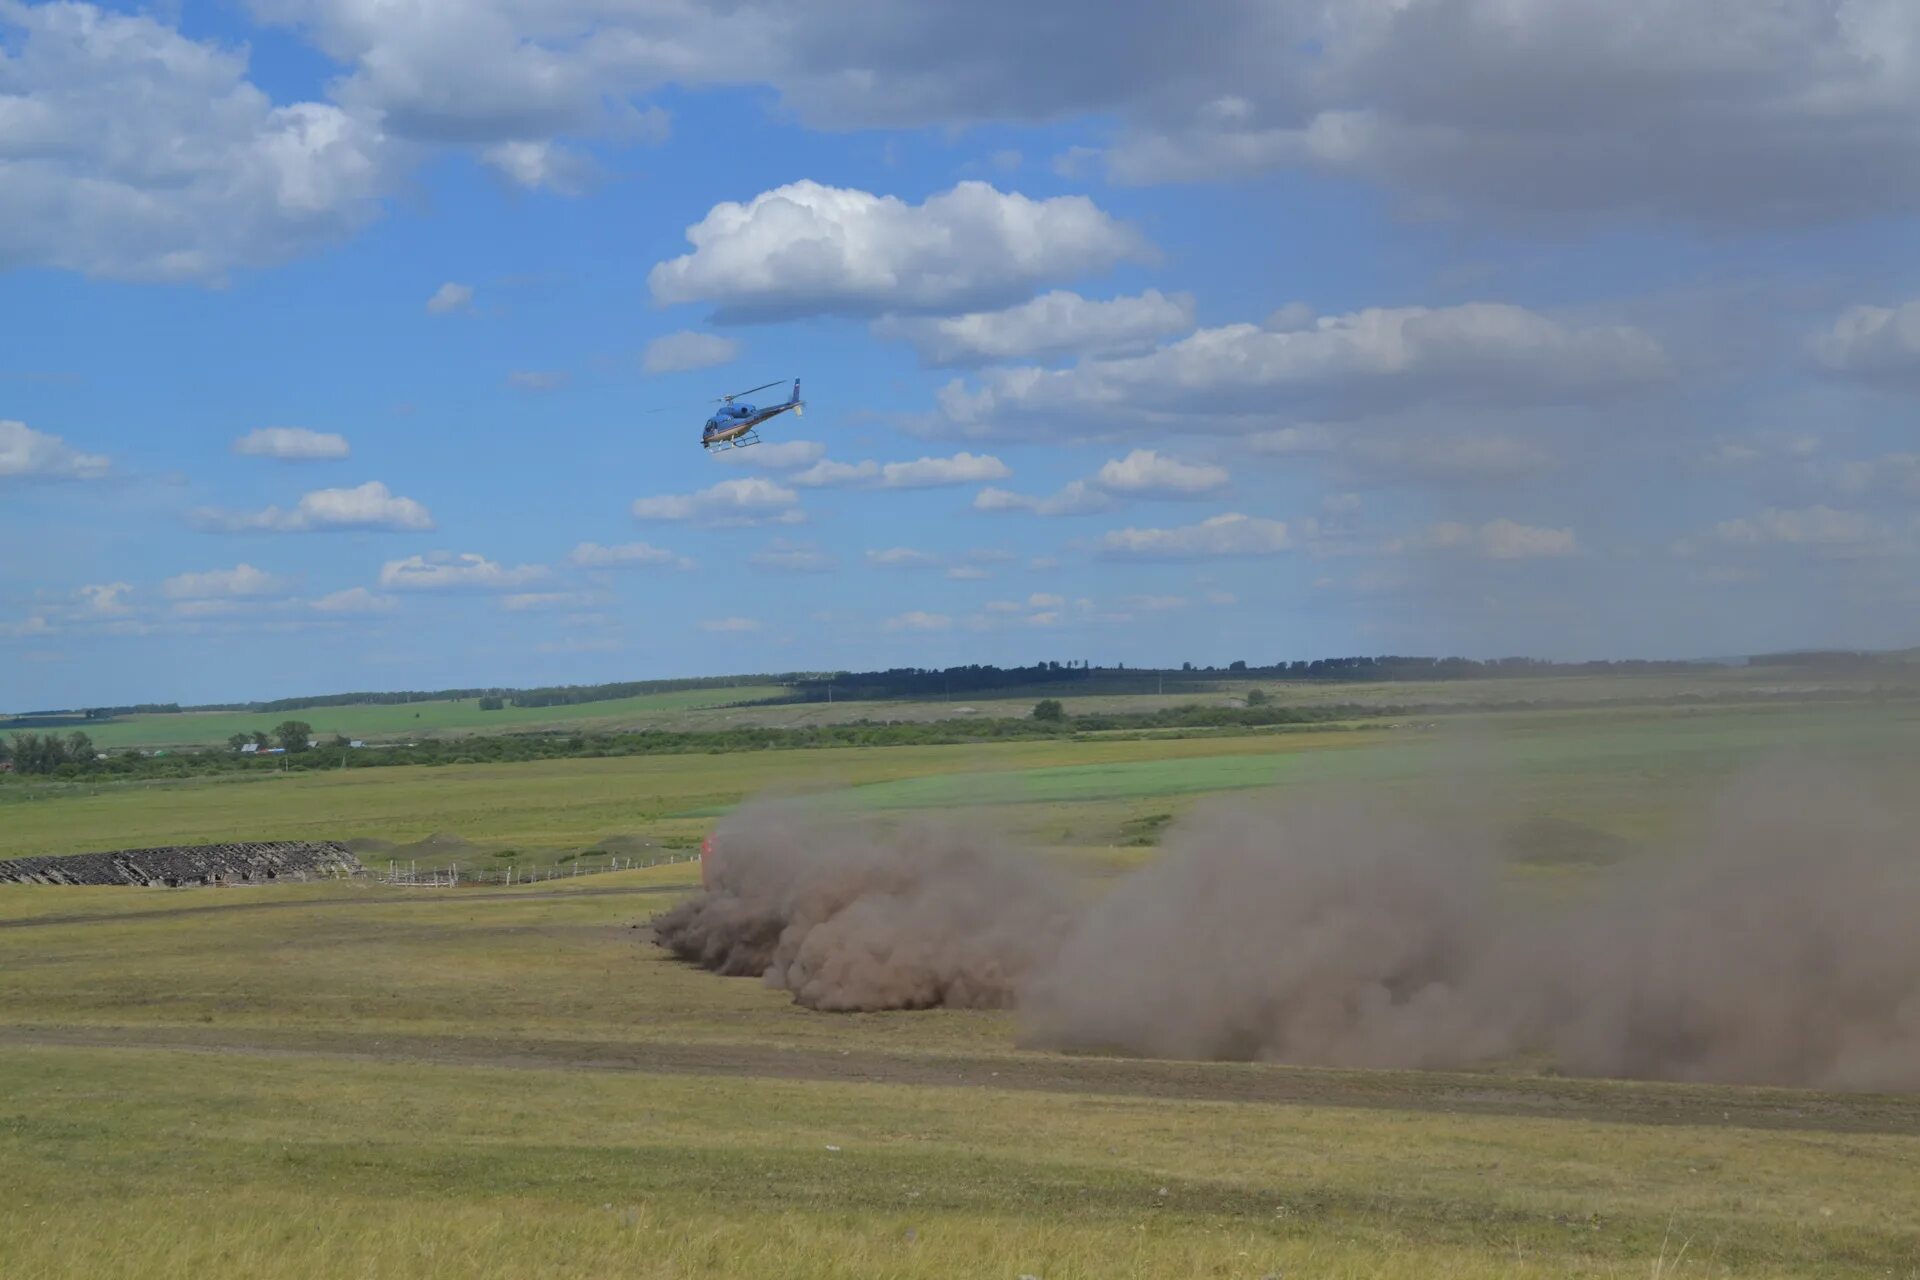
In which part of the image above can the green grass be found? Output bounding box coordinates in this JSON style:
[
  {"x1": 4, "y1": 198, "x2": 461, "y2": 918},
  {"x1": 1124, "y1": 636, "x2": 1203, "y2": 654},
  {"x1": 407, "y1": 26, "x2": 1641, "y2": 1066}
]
[
  {"x1": 27, "y1": 660, "x2": 1916, "y2": 752},
  {"x1": 0, "y1": 730, "x2": 1385, "y2": 858},
  {"x1": 10, "y1": 702, "x2": 1918, "y2": 863},
  {"x1": 2, "y1": 863, "x2": 1918, "y2": 1278},
  {"x1": 4, "y1": 1038, "x2": 1917, "y2": 1279},
  {"x1": 6, "y1": 694, "x2": 1920, "y2": 1276},
  {"x1": 16, "y1": 685, "x2": 790, "y2": 750}
]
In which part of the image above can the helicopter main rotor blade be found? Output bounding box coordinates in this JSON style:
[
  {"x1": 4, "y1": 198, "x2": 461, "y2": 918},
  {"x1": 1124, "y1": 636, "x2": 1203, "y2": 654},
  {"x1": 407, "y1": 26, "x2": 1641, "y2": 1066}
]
[{"x1": 719, "y1": 379, "x2": 785, "y2": 402}]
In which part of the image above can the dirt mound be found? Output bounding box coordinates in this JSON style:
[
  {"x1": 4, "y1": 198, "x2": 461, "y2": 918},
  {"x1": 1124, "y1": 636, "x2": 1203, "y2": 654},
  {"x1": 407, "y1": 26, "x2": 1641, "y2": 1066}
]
[
  {"x1": 391, "y1": 832, "x2": 482, "y2": 859},
  {"x1": 578, "y1": 834, "x2": 660, "y2": 859}
]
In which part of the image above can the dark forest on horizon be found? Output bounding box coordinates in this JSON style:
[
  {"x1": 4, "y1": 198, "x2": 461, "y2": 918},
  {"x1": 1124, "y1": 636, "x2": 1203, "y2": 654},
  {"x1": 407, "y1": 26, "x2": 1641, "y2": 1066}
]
[{"x1": 8, "y1": 646, "x2": 1904, "y2": 722}]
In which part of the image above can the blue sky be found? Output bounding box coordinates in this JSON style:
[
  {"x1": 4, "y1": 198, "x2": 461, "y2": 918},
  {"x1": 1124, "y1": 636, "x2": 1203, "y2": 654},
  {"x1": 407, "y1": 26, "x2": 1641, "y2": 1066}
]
[{"x1": 5, "y1": 0, "x2": 1920, "y2": 708}]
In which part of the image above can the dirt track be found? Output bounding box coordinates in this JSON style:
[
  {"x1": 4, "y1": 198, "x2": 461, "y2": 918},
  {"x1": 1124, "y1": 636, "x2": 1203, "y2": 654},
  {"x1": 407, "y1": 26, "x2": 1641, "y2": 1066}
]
[
  {"x1": 5, "y1": 1023, "x2": 1918, "y2": 1136},
  {"x1": 0, "y1": 883, "x2": 684, "y2": 931}
]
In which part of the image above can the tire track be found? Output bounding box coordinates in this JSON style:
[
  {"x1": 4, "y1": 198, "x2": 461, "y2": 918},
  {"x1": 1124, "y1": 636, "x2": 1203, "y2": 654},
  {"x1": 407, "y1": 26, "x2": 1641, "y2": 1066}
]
[
  {"x1": 0, "y1": 883, "x2": 685, "y2": 930},
  {"x1": 3, "y1": 1024, "x2": 1917, "y2": 1136}
]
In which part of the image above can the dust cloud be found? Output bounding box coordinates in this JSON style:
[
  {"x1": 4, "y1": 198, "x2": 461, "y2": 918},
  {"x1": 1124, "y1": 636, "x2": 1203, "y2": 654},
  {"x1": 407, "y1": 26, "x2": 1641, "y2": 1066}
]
[
  {"x1": 651, "y1": 765, "x2": 1920, "y2": 1090},
  {"x1": 1016, "y1": 797, "x2": 1512, "y2": 1070},
  {"x1": 651, "y1": 802, "x2": 1073, "y2": 1010},
  {"x1": 1535, "y1": 764, "x2": 1920, "y2": 1091}
]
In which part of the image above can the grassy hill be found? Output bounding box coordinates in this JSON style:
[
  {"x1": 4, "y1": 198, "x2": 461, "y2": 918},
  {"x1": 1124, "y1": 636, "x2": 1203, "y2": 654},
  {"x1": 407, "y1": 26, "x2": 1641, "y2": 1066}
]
[{"x1": 5, "y1": 685, "x2": 790, "y2": 750}]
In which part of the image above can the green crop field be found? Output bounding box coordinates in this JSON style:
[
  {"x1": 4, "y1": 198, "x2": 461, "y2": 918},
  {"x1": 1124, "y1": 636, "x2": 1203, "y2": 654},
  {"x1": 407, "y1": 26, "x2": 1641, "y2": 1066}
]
[
  {"x1": 15, "y1": 659, "x2": 1912, "y2": 752},
  {"x1": 5, "y1": 685, "x2": 792, "y2": 750},
  {"x1": 9, "y1": 699, "x2": 1917, "y2": 861},
  {"x1": 4, "y1": 693, "x2": 1919, "y2": 1277}
]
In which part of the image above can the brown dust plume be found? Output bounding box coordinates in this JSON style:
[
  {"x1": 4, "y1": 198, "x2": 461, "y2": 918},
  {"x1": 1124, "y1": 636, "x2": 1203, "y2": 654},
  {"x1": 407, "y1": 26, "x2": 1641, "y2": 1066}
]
[
  {"x1": 651, "y1": 801, "x2": 1073, "y2": 1010},
  {"x1": 651, "y1": 765, "x2": 1920, "y2": 1090}
]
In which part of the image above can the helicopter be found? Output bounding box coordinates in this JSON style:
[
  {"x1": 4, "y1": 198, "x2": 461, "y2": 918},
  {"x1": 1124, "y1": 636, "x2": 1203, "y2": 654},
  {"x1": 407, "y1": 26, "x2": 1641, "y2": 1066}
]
[{"x1": 701, "y1": 378, "x2": 804, "y2": 452}]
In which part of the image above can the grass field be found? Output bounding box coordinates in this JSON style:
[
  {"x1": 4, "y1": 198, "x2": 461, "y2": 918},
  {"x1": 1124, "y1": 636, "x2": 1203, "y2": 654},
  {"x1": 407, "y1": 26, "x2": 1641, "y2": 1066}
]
[
  {"x1": 8, "y1": 701, "x2": 1918, "y2": 863},
  {"x1": 3, "y1": 685, "x2": 791, "y2": 750},
  {"x1": 4, "y1": 692, "x2": 1919, "y2": 1276},
  {"x1": 13, "y1": 660, "x2": 1916, "y2": 751},
  {"x1": 3, "y1": 861, "x2": 1918, "y2": 1277}
]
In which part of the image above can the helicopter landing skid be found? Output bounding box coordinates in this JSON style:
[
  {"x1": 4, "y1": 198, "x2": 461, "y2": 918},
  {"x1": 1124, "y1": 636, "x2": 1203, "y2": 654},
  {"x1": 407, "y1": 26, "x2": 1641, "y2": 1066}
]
[{"x1": 704, "y1": 428, "x2": 762, "y2": 452}]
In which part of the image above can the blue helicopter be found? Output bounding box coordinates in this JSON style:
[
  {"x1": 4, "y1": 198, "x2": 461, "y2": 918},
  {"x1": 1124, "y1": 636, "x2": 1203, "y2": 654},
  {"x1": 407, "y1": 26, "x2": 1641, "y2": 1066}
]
[{"x1": 702, "y1": 378, "x2": 804, "y2": 452}]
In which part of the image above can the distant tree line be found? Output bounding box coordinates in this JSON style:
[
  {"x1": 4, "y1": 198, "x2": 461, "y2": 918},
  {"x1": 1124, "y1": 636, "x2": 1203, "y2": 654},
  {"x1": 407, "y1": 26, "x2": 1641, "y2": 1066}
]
[
  {"x1": 10, "y1": 704, "x2": 181, "y2": 722},
  {"x1": 2, "y1": 702, "x2": 1381, "y2": 782},
  {"x1": 757, "y1": 655, "x2": 1719, "y2": 704},
  {"x1": 11, "y1": 676, "x2": 1912, "y2": 787},
  {"x1": 13, "y1": 648, "x2": 1906, "y2": 728},
  {"x1": 0, "y1": 731, "x2": 97, "y2": 775},
  {"x1": 499, "y1": 675, "x2": 802, "y2": 708},
  {"x1": 222, "y1": 721, "x2": 319, "y2": 754},
  {"x1": 20, "y1": 674, "x2": 827, "y2": 721}
]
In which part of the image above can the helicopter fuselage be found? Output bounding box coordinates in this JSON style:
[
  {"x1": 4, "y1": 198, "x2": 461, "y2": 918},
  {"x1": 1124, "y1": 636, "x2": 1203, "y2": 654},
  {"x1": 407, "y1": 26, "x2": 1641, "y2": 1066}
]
[{"x1": 701, "y1": 380, "x2": 803, "y2": 450}]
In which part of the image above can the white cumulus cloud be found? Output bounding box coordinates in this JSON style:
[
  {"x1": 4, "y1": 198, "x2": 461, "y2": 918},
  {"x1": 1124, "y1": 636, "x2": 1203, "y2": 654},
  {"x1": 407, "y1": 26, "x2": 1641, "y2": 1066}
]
[
  {"x1": 874, "y1": 289, "x2": 1195, "y2": 367},
  {"x1": 1811, "y1": 300, "x2": 1920, "y2": 391},
  {"x1": 933, "y1": 303, "x2": 1669, "y2": 436},
  {"x1": 568, "y1": 541, "x2": 692, "y2": 569},
  {"x1": 0, "y1": 613, "x2": 56, "y2": 638},
  {"x1": 72, "y1": 0, "x2": 1920, "y2": 289},
  {"x1": 866, "y1": 547, "x2": 938, "y2": 569},
  {"x1": 481, "y1": 140, "x2": 597, "y2": 195},
  {"x1": 195, "y1": 481, "x2": 434, "y2": 533},
  {"x1": 309, "y1": 586, "x2": 396, "y2": 614},
  {"x1": 630, "y1": 476, "x2": 801, "y2": 525},
  {"x1": 1098, "y1": 512, "x2": 1294, "y2": 559},
  {"x1": 379, "y1": 551, "x2": 548, "y2": 591},
  {"x1": 426, "y1": 282, "x2": 474, "y2": 314},
  {"x1": 1711, "y1": 506, "x2": 1884, "y2": 550},
  {"x1": 643, "y1": 331, "x2": 741, "y2": 374},
  {"x1": 649, "y1": 180, "x2": 1154, "y2": 321},
  {"x1": 1100, "y1": 0, "x2": 1920, "y2": 227},
  {"x1": 1349, "y1": 432, "x2": 1558, "y2": 481},
  {"x1": 883, "y1": 610, "x2": 952, "y2": 632},
  {"x1": 973, "y1": 480, "x2": 1114, "y2": 517},
  {"x1": 710, "y1": 438, "x2": 826, "y2": 470},
  {"x1": 1392, "y1": 519, "x2": 1577, "y2": 560},
  {"x1": 76, "y1": 582, "x2": 135, "y2": 616},
  {"x1": 791, "y1": 452, "x2": 1010, "y2": 490},
  {"x1": 0, "y1": 419, "x2": 110, "y2": 480},
  {"x1": 233, "y1": 427, "x2": 350, "y2": 461},
  {"x1": 501, "y1": 591, "x2": 598, "y2": 612},
  {"x1": 1830, "y1": 453, "x2": 1920, "y2": 501},
  {"x1": 1095, "y1": 449, "x2": 1228, "y2": 496},
  {"x1": 0, "y1": 1, "x2": 393, "y2": 283},
  {"x1": 162, "y1": 563, "x2": 290, "y2": 600},
  {"x1": 750, "y1": 539, "x2": 834, "y2": 573}
]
